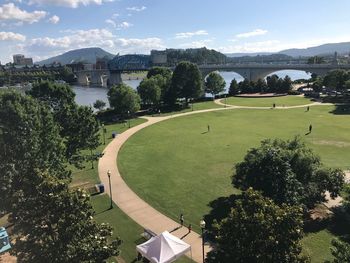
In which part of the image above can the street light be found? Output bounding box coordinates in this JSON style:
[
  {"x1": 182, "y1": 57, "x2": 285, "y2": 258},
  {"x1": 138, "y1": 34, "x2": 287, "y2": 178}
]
[
  {"x1": 107, "y1": 170, "x2": 113, "y2": 209},
  {"x1": 200, "y1": 219, "x2": 206, "y2": 263},
  {"x1": 101, "y1": 123, "x2": 106, "y2": 145},
  {"x1": 224, "y1": 94, "x2": 227, "y2": 108},
  {"x1": 127, "y1": 110, "x2": 130, "y2": 128}
]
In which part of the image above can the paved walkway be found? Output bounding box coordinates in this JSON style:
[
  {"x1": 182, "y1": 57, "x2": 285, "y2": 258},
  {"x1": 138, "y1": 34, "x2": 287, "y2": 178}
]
[
  {"x1": 98, "y1": 109, "x2": 229, "y2": 263},
  {"x1": 98, "y1": 100, "x2": 348, "y2": 263}
]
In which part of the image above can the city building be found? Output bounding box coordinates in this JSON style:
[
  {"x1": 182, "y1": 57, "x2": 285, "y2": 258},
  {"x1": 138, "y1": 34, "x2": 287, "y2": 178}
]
[{"x1": 13, "y1": 54, "x2": 33, "y2": 66}]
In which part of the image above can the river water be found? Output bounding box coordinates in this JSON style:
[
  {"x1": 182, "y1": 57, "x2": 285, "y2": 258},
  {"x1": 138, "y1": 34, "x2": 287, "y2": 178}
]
[{"x1": 73, "y1": 70, "x2": 311, "y2": 106}]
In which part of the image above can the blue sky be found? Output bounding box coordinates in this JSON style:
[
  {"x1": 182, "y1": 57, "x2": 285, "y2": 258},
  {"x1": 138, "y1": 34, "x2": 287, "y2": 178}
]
[{"x1": 1, "y1": 0, "x2": 350, "y2": 63}]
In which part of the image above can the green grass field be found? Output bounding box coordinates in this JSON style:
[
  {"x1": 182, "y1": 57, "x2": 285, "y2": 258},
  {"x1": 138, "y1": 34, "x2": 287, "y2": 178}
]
[
  {"x1": 118, "y1": 105, "x2": 350, "y2": 261},
  {"x1": 223, "y1": 95, "x2": 314, "y2": 107}
]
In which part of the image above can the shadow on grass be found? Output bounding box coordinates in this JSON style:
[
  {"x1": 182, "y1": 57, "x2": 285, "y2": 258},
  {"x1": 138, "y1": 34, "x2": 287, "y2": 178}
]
[{"x1": 329, "y1": 104, "x2": 350, "y2": 115}]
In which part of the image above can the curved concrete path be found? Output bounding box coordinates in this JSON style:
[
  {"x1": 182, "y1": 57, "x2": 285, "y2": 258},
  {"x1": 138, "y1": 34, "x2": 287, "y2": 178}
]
[
  {"x1": 98, "y1": 100, "x2": 349, "y2": 263},
  {"x1": 98, "y1": 109, "x2": 230, "y2": 263}
]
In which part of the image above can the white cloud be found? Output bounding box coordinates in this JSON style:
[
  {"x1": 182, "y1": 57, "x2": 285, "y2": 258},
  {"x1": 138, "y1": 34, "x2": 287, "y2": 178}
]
[
  {"x1": 111, "y1": 13, "x2": 119, "y2": 18},
  {"x1": 105, "y1": 19, "x2": 116, "y2": 27},
  {"x1": 126, "y1": 6, "x2": 146, "y2": 12},
  {"x1": 28, "y1": 0, "x2": 113, "y2": 8},
  {"x1": 235, "y1": 29, "x2": 268, "y2": 38},
  {"x1": 0, "y1": 31, "x2": 26, "y2": 41},
  {"x1": 0, "y1": 3, "x2": 46, "y2": 24},
  {"x1": 180, "y1": 39, "x2": 213, "y2": 48},
  {"x1": 117, "y1": 21, "x2": 132, "y2": 29},
  {"x1": 218, "y1": 40, "x2": 280, "y2": 53},
  {"x1": 48, "y1": 15, "x2": 60, "y2": 24},
  {"x1": 21, "y1": 28, "x2": 164, "y2": 61},
  {"x1": 175, "y1": 30, "x2": 208, "y2": 39}
]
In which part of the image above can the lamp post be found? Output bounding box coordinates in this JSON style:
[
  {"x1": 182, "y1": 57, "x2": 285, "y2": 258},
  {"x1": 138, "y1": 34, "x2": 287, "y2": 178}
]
[
  {"x1": 107, "y1": 170, "x2": 113, "y2": 209},
  {"x1": 224, "y1": 94, "x2": 227, "y2": 108},
  {"x1": 200, "y1": 219, "x2": 206, "y2": 263},
  {"x1": 191, "y1": 101, "x2": 194, "y2": 111},
  {"x1": 127, "y1": 110, "x2": 130, "y2": 128},
  {"x1": 101, "y1": 123, "x2": 106, "y2": 145}
]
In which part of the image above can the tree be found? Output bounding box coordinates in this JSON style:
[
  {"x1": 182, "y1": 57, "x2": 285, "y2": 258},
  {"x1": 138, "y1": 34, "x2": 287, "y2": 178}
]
[
  {"x1": 266, "y1": 74, "x2": 279, "y2": 92},
  {"x1": 238, "y1": 78, "x2": 250, "y2": 94},
  {"x1": 11, "y1": 171, "x2": 122, "y2": 262},
  {"x1": 233, "y1": 137, "x2": 344, "y2": 208},
  {"x1": 107, "y1": 83, "x2": 141, "y2": 115},
  {"x1": 281, "y1": 75, "x2": 292, "y2": 93},
  {"x1": 256, "y1": 78, "x2": 268, "y2": 93},
  {"x1": 0, "y1": 90, "x2": 122, "y2": 262},
  {"x1": 329, "y1": 239, "x2": 350, "y2": 263},
  {"x1": 137, "y1": 76, "x2": 162, "y2": 106},
  {"x1": 323, "y1": 70, "x2": 350, "y2": 91},
  {"x1": 307, "y1": 56, "x2": 325, "y2": 64},
  {"x1": 228, "y1": 79, "x2": 239, "y2": 95},
  {"x1": 28, "y1": 81, "x2": 100, "y2": 165},
  {"x1": 171, "y1": 61, "x2": 203, "y2": 105},
  {"x1": 93, "y1": 99, "x2": 106, "y2": 111},
  {"x1": 147, "y1": 66, "x2": 172, "y2": 79},
  {"x1": 60, "y1": 66, "x2": 75, "y2": 83},
  {"x1": 205, "y1": 71, "x2": 226, "y2": 98},
  {"x1": 0, "y1": 90, "x2": 68, "y2": 213},
  {"x1": 206, "y1": 189, "x2": 307, "y2": 263}
]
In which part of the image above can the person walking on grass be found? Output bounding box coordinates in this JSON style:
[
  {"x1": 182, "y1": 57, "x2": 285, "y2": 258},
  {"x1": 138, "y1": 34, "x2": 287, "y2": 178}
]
[
  {"x1": 180, "y1": 214, "x2": 184, "y2": 227},
  {"x1": 207, "y1": 125, "x2": 210, "y2": 132},
  {"x1": 309, "y1": 124, "x2": 312, "y2": 133},
  {"x1": 307, "y1": 106, "x2": 310, "y2": 111}
]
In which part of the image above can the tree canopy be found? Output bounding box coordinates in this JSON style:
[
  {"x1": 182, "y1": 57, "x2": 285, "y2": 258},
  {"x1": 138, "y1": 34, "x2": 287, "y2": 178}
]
[
  {"x1": 171, "y1": 61, "x2": 203, "y2": 104},
  {"x1": 206, "y1": 189, "x2": 306, "y2": 263},
  {"x1": 107, "y1": 83, "x2": 141, "y2": 115},
  {"x1": 28, "y1": 81, "x2": 100, "y2": 165},
  {"x1": 205, "y1": 71, "x2": 226, "y2": 97},
  {"x1": 137, "y1": 75, "x2": 163, "y2": 106},
  {"x1": 93, "y1": 99, "x2": 106, "y2": 111},
  {"x1": 233, "y1": 137, "x2": 344, "y2": 208}
]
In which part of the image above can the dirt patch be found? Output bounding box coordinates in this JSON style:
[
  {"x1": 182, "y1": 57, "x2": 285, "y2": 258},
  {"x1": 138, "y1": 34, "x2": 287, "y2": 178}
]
[{"x1": 313, "y1": 140, "x2": 350, "y2": 148}]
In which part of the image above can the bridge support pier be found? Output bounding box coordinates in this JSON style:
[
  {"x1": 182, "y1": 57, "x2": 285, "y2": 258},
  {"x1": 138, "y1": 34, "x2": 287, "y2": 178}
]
[{"x1": 108, "y1": 71, "x2": 123, "y2": 87}]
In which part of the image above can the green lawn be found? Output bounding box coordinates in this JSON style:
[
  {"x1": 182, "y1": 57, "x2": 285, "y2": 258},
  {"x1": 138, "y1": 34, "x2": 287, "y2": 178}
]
[
  {"x1": 91, "y1": 194, "x2": 194, "y2": 263},
  {"x1": 302, "y1": 230, "x2": 335, "y2": 262},
  {"x1": 70, "y1": 118, "x2": 147, "y2": 187},
  {"x1": 118, "y1": 105, "x2": 350, "y2": 261},
  {"x1": 148, "y1": 100, "x2": 223, "y2": 117},
  {"x1": 222, "y1": 95, "x2": 314, "y2": 107}
]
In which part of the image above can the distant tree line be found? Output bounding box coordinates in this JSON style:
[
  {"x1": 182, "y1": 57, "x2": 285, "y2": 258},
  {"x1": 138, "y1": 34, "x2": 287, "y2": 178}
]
[
  {"x1": 228, "y1": 74, "x2": 292, "y2": 95},
  {"x1": 312, "y1": 69, "x2": 350, "y2": 92},
  {"x1": 165, "y1": 47, "x2": 227, "y2": 65},
  {"x1": 0, "y1": 66, "x2": 75, "y2": 86}
]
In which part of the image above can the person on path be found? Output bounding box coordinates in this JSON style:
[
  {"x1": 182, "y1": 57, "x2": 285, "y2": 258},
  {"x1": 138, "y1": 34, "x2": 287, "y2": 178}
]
[
  {"x1": 207, "y1": 125, "x2": 210, "y2": 132},
  {"x1": 273, "y1": 103, "x2": 276, "y2": 108},
  {"x1": 180, "y1": 214, "x2": 184, "y2": 227},
  {"x1": 188, "y1": 224, "x2": 192, "y2": 233},
  {"x1": 309, "y1": 124, "x2": 312, "y2": 133}
]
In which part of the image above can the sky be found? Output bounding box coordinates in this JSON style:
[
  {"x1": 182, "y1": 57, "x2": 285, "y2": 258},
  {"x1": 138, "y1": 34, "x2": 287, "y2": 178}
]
[{"x1": 1, "y1": 0, "x2": 350, "y2": 63}]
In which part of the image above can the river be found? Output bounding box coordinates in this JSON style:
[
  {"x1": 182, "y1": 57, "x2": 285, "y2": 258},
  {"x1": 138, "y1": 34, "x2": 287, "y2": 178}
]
[{"x1": 72, "y1": 70, "x2": 311, "y2": 106}]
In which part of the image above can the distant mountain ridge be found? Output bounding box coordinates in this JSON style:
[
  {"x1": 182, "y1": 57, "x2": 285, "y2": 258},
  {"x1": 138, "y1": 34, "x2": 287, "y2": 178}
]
[
  {"x1": 226, "y1": 42, "x2": 350, "y2": 58},
  {"x1": 278, "y1": 42, "x2": 350, "y2": 57},
  {"x1": 37, "y1": 47, "x2": 115, "y2": 65}
]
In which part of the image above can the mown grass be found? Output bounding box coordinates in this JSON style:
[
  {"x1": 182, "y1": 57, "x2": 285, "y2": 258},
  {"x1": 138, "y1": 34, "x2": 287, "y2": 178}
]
[
  {"x1": 119, "y1": 105, "x2": 350, "y2": 262},
  {"x1": 223, "y1": 95, "x2": 314, "y2": 107}
]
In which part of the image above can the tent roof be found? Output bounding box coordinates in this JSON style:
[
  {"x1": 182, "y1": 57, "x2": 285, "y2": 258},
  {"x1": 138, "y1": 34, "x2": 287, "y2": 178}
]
[{"x1": 136, "y1": 231, "x2": 191, "y2": 263}]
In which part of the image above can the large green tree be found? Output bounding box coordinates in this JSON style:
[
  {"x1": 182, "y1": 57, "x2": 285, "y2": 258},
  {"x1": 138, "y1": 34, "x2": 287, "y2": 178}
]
[
  {"x1": 228, "y1": 79, "x2": 239, "y2": 95},
  {"x1": 137, "y1": 76, "x2": 163, "y2": 106},
  {"x1": 12, "y1": 172, "x2": 121, "y2": 262},
  {"x1": 323, "y1": 70, "x2": 350, "y2": 91},
  {"x1": 329, "y1": 239, "x2": 350, "y2": 263},
  {"x1": 0, "y1": 90, "x2": 122, "y2": 262},
  {"x1": 233, "y1": 137, "x2": 344, "y2": 208},
  {"x1": 171, "y1": 61, "x2": 203, "y2": 105},
  {"x1": 28, "y1": 81, "x2": 100, "y2": 165},
  {"x1": 0, "y1": 90, "x2": 68, "y2": 213},
  {"x1": 206, "y1": 189, "x2": 306, "y2": 263},
  {"x1": 147, "y1": 66, "x2": 172, "y2": 79},
  {"x1": 107, "y1": 83, "x2": 141, "y2": 115},
  {"x1": 205, "y1": 71, "x2": 226, "y2": 98}
]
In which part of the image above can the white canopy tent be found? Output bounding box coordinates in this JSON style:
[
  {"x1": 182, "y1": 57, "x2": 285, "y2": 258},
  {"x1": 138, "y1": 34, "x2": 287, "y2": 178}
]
[{"x1": 136, "y1": 231, "x2": 191, "y2": 263}]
